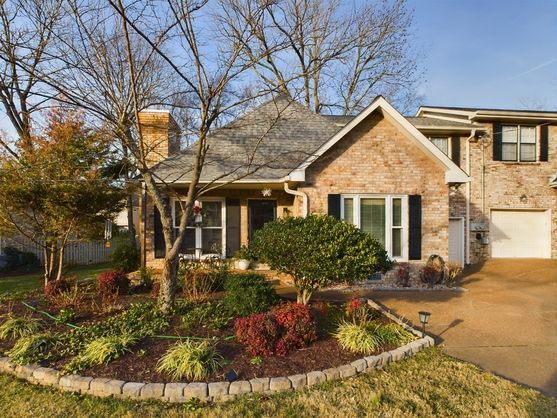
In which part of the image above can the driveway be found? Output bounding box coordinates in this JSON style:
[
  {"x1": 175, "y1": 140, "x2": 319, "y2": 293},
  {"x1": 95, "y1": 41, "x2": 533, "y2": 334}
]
[{"x1": 279, "y1": 259, "x2": 557, "y2": 397}]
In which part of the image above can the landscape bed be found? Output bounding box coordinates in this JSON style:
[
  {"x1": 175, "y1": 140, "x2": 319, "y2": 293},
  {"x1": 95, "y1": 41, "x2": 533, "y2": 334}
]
[{"x1": 0, "y1": 264, "x2": 431, "y2": 402}]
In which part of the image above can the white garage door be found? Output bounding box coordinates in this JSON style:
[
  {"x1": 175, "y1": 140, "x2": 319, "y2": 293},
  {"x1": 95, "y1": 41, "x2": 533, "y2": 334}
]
[{"x1": 490, "y1": 210, "x2": 551, "y2": 258}]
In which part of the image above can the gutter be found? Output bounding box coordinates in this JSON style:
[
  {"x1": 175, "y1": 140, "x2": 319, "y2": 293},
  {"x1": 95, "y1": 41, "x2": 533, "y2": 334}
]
[
  {"x1": 283, "y1": 181, "x2": 308, "y2": 217},
  {"x1": 465, "y1": 129, "x2": 477, "y2": 265}
]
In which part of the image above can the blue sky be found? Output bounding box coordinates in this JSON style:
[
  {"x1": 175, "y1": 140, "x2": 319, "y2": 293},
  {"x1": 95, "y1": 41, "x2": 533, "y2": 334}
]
[{"x1": 408, "y1": 0, "x2": 557, "y2": 110}]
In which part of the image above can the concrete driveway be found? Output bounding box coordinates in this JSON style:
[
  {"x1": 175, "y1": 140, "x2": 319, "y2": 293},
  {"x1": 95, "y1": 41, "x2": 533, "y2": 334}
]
[
  {"x1": 277, "y1": 259, "x2": 557, "y2": 396},
  {"x1": 370, "y1": 259, "x2": 557, "y2": 397}
]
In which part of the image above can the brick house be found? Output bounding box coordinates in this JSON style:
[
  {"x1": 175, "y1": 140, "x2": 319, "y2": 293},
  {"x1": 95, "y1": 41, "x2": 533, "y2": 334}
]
[{"x1": 138, "y1": 95, "x2": 557, "y2": 268}]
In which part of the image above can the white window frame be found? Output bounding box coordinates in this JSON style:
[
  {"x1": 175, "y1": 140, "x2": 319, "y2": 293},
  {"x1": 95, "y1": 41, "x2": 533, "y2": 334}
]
[
  {"x1": 501, "y1": 124, "x2": 537, "y2": 162},
  {"x1": 429, "y1": 136, "x2": 451, "y2": 157},
  {"x1": 340, "y1": 194, "x2": 408, "y2": 261},
  {"x1": 172, "y1": 197, "x2": 227, "y2": 258}
]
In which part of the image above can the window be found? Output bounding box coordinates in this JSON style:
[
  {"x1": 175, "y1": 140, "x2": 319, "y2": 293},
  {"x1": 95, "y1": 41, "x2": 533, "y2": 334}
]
[
  {"x1": 173, "y1": 199, "x2": 225, "y2": 257},
  {"x1": 430, "y1": 137, "x2": 449, "y2": 156},
  {"x1": 341, "y1": 194, "x2": 408, "y2": 260},
  {"x1": 501, "y1": 125, "x2": 537, "y2": 162}
]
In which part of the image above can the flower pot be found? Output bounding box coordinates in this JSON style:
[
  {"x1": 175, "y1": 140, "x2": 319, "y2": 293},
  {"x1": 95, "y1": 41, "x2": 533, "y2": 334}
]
[{"x1": 237, "y1": 259, "x2": 250, "y2": 270}]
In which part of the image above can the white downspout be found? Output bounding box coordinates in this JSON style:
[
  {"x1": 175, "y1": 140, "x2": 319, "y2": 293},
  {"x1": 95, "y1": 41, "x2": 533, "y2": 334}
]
[
  {"x1": 465, "y1": 129, "x2": 477, "y2": 265},
  {"x1": 284, "y1": 182, "x2": 308, "y2": 217}
]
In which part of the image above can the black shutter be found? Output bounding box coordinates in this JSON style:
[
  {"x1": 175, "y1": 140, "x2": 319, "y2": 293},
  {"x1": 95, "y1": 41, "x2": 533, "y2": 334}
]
[
  {"x1": 328, "y1": 194, "x2": 341, "y2": 219},
  {"x1": 154, "y1": 206, "x2": 166, "y2": 258},
  {"x1": 225, "y1": 198, "x2": 241, "y2": 257},
  {"x1": 450, "y1": 136, "x2": 461, "y2": 166},
  {"x1": 540, "y1": 124, "x2": 549, "y2": 162},
  {"x1": 493, "y1": 122, "x2": 502, "y2": 161},
  {"x1": 408, "y1": 195, "x2": 422, "y2": 260}
]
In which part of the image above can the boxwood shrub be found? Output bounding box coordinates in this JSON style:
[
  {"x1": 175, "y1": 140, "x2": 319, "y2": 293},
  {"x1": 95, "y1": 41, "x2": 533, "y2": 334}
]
[
  {"x1": 248, "y1": 214, "x2": 393, "y2": 304},
  {"x1": 222, "y1": 273, "x2": 278, "y2": 317}
]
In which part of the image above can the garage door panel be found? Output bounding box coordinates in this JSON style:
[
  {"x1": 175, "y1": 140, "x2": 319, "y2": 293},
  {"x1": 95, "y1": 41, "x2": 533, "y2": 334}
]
[{"x1": 491, "y1": 210, "x2": 550, "y2": 258}]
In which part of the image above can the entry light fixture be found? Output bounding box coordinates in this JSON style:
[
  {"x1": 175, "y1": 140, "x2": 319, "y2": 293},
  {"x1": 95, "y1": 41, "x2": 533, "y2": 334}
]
[
  {"x1": 261, "y1": 188, "x2": 272, "y2": 197},
  {"x1": 418, "y1": 311, "x2": 431, "y2": 338}
]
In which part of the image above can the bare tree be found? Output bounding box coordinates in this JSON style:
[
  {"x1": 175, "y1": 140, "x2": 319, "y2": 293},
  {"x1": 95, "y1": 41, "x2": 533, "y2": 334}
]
[
  {"x1": 223, "y1": 0, "x2": 421, "y2": 114},
  {"x1": 106, "y1": 0, "x2": 282, "y2": 311},
  {"x1": 0, "y1": 0, "x2": 62, "y2": 154}
]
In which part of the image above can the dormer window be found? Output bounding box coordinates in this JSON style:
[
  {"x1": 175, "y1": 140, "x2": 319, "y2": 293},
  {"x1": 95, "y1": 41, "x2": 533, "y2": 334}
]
[{"x1": 502, "y1": 125, "x2": 536, "y2": 162}]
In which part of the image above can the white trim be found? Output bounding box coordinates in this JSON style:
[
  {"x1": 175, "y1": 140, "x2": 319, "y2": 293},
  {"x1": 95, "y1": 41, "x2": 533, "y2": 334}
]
[
  {"x1": 291, "y1": 96, "x2": 470, "y2": 184},
  {"x1": 341, "y1": 193, "x2": 408, "y2": 261},
  {"x1": 172, "y1": 197, "x2": 227, "y2": 258}
]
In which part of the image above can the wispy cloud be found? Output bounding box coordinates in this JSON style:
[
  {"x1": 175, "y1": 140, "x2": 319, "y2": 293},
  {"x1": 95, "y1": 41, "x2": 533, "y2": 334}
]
[{"x1": 505, "y1": 58, "x2": 557, "y2": 82}]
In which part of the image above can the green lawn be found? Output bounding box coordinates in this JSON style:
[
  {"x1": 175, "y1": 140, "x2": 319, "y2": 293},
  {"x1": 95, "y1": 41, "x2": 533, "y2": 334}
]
[
  {"x1": 0, "y1": 348, "x2": 554, "y2": 417},
  {"x1": 0, "y1": 263, "x2": 111, "y2": 295}
]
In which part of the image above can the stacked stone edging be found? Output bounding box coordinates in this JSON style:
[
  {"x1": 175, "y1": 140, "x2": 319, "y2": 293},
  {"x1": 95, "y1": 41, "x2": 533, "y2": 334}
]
[{"x1": 0, "y1": 299, "x2": 434, "y2": 403}]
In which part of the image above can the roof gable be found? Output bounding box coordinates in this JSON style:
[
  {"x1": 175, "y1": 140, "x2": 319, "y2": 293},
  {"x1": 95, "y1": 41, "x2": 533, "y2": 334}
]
[{"x1": 289, "y1": 96, "x2": 470, "y2": 184}]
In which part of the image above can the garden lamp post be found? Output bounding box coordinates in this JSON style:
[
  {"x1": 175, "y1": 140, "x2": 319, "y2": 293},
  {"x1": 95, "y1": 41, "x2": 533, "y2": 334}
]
[
  {"x1": 418, "y1": 311, "x2": 431, "y2": 338},
  {"x1": 193, "y1": 201, "x2": 203, "y2": 259}
]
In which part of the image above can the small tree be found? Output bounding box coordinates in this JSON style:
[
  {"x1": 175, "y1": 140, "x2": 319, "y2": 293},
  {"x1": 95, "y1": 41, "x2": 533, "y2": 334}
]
[
  {"x1": 249, "y1": 215, "x2": 393, "y2": 304},
  {"x1": 0, "y1": 108, "x2": 124, "y2": 285}
]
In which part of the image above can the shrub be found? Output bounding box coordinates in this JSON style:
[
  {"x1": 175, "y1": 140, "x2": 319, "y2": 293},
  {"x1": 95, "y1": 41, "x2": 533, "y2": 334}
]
[
  {"x1": 7, "y1": 333, "x2": 57, "y2": 364},
  {"x1": 445, "y1": 262, "x2": 463, "y2": 286},
  {"x1": 248, "y1": 215, "x2": 393, "y2": 304},
  {"x1": 223, "y1": 273, "x2": 278, "y2": 317},
  {"x1": 97, "y1": 270, "x2": 129, "y2": 298},
  {"x1": 182, "y1": 302, "x2": 232, "y2": 331},
  {"x1": 234, "y1": 313, "x2": 280, "y2": 357},
  {"x1": 335, "y1": 321, "x2": 414, "y2": 355},
  {"x1": 180, "y1": 267, "x2": 220, "y2": 302},
  {"x1": 233, "y1": 245, "x2": 255, "y2": 260},
  {"x1": 1, "y1": 246, "x2": 39, "y2": 272},
  {"x1": 138, "y1": 267, "x2": 154, "y2": 290},
  {"x1": 0, "y1": 315, "x2": 41, "y2": 340},
  {"x1": 420, "y1": 254, "x2": 446, "y2": 285},
  {"x1": 271, "y1": 303, "x2": 317, "y2": 355},
  {"x1": 335, "y1": 321, "x2": 382, "y2": 354},
  {"x1": 110, "y1": 240, "x2": 139, "y2": 273},
  {"x1": 65, "y1": 334, "x2": 137, "y2": 373},
  {"x1": 150, "y1": 281, "x2": 160, "y2": 299},
  {"x1": 44, "y1": 279, "x2": 72, "y2": 297},
  {"x1": 47, "y1": 279, "x2": 85, "y2": 309},
  {"x1": 344, "y1": 298, "x2": 380, "y2": 324},
  {"x1": 234, "y1": 302, "x2": 317, "y2": 356},
  {"x1": 396, "y1": 263, "x2": 411, "y2": 287},
  {"x1": 57, "y1": 308, "x2": 76, "y2": 324},
  {"x1": 157, "y1": 340, "x2": 226, "y2": 380}
]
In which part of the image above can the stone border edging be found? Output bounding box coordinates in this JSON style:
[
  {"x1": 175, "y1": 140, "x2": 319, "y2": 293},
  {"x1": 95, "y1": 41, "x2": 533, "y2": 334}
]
[{"x1": 0, "y1": 299, "x2": 434, "y2": 403}]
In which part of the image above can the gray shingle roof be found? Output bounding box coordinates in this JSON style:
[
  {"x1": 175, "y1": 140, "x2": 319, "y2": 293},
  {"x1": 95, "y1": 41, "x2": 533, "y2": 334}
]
[{"x1": 151, "y1": 96, "x2": 342, "y2": 183}]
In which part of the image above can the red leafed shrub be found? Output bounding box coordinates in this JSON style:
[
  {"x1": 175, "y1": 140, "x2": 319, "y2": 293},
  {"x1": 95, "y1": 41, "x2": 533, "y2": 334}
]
[
  {"x1": 44, "y1": 278, "x2": 72, "y2": 297},
  {"x1": 234, "y1": 313, "x2": 280, "y2": 356},
  {"x1": 272, "y1": 303, "x2": 317, "y2": 354},
  {"x1": 97, "y1": 270, "x2": 129, "y2": 297},
  {"x1": 234, "y1": 302, "x2": 317, "y2": 356}
]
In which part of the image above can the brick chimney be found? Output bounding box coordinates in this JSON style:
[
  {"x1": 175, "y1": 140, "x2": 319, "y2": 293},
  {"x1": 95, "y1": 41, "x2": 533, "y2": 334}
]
[{"x1": 138, "y1": 109, "x2": 180, "y2": 167}]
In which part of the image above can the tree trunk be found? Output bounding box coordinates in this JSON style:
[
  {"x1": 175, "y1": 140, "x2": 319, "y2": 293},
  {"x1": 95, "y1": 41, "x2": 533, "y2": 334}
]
[
  {"x1": 44, "y1": 241, "x2": 58, "y2": 287},
  {"x1": 126, "y1": 193, "x2": 137, "y2": 244},
  {"x1": 159, "y1": 255, "x2": 178, "y2": 313},
  {"x1": 55, "y1": 243, "x2": 65, "y2": 281},
  {"x1": 296, "y1": 288, "x2": 313, "y2": 305}
]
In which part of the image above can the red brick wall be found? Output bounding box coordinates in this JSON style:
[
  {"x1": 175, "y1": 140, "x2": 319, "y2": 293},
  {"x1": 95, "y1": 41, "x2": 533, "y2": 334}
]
[{"x1": 299, "y1": 112, "x2": 450, "y2": 261}]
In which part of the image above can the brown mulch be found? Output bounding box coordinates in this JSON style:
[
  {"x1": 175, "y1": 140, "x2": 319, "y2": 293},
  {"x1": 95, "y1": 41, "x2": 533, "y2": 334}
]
[{"x1": 1, "y1": 292, "x2": 406, "y2": 384}]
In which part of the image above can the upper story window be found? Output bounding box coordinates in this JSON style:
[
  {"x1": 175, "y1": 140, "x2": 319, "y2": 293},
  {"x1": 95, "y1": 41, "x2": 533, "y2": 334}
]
[
  {"x1": 430, "y1": 137, "x2": 449, "y2": 156},
  {"x1": 501, "y1": 125, "x2": 536, "y2": 162}
]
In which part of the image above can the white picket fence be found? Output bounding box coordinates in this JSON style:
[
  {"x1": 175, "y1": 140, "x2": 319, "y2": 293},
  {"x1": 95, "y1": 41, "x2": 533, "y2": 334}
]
[{"x1": 0, "y1": 236, "x2": 113, "y2": 266}]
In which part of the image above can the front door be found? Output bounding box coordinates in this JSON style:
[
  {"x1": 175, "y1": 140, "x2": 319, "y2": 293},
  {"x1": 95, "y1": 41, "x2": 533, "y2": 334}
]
[{"x1": 248, "y1": 200, "x2": 277, "y2": 240}]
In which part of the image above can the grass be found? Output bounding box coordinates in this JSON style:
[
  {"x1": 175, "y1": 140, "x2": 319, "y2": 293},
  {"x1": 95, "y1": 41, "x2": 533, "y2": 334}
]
[
  {"x1": 0, "y1": 348, "x2": 555, "y2": 417},
  {"x1": 0, "y1": 263, "x2": 111, "y2": 295}
]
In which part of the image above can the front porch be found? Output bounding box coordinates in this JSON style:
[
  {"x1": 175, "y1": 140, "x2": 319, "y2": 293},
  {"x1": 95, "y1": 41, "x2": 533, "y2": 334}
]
[{"x1": 140, "y1": 183, "x2": 303, "y2": 268}]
